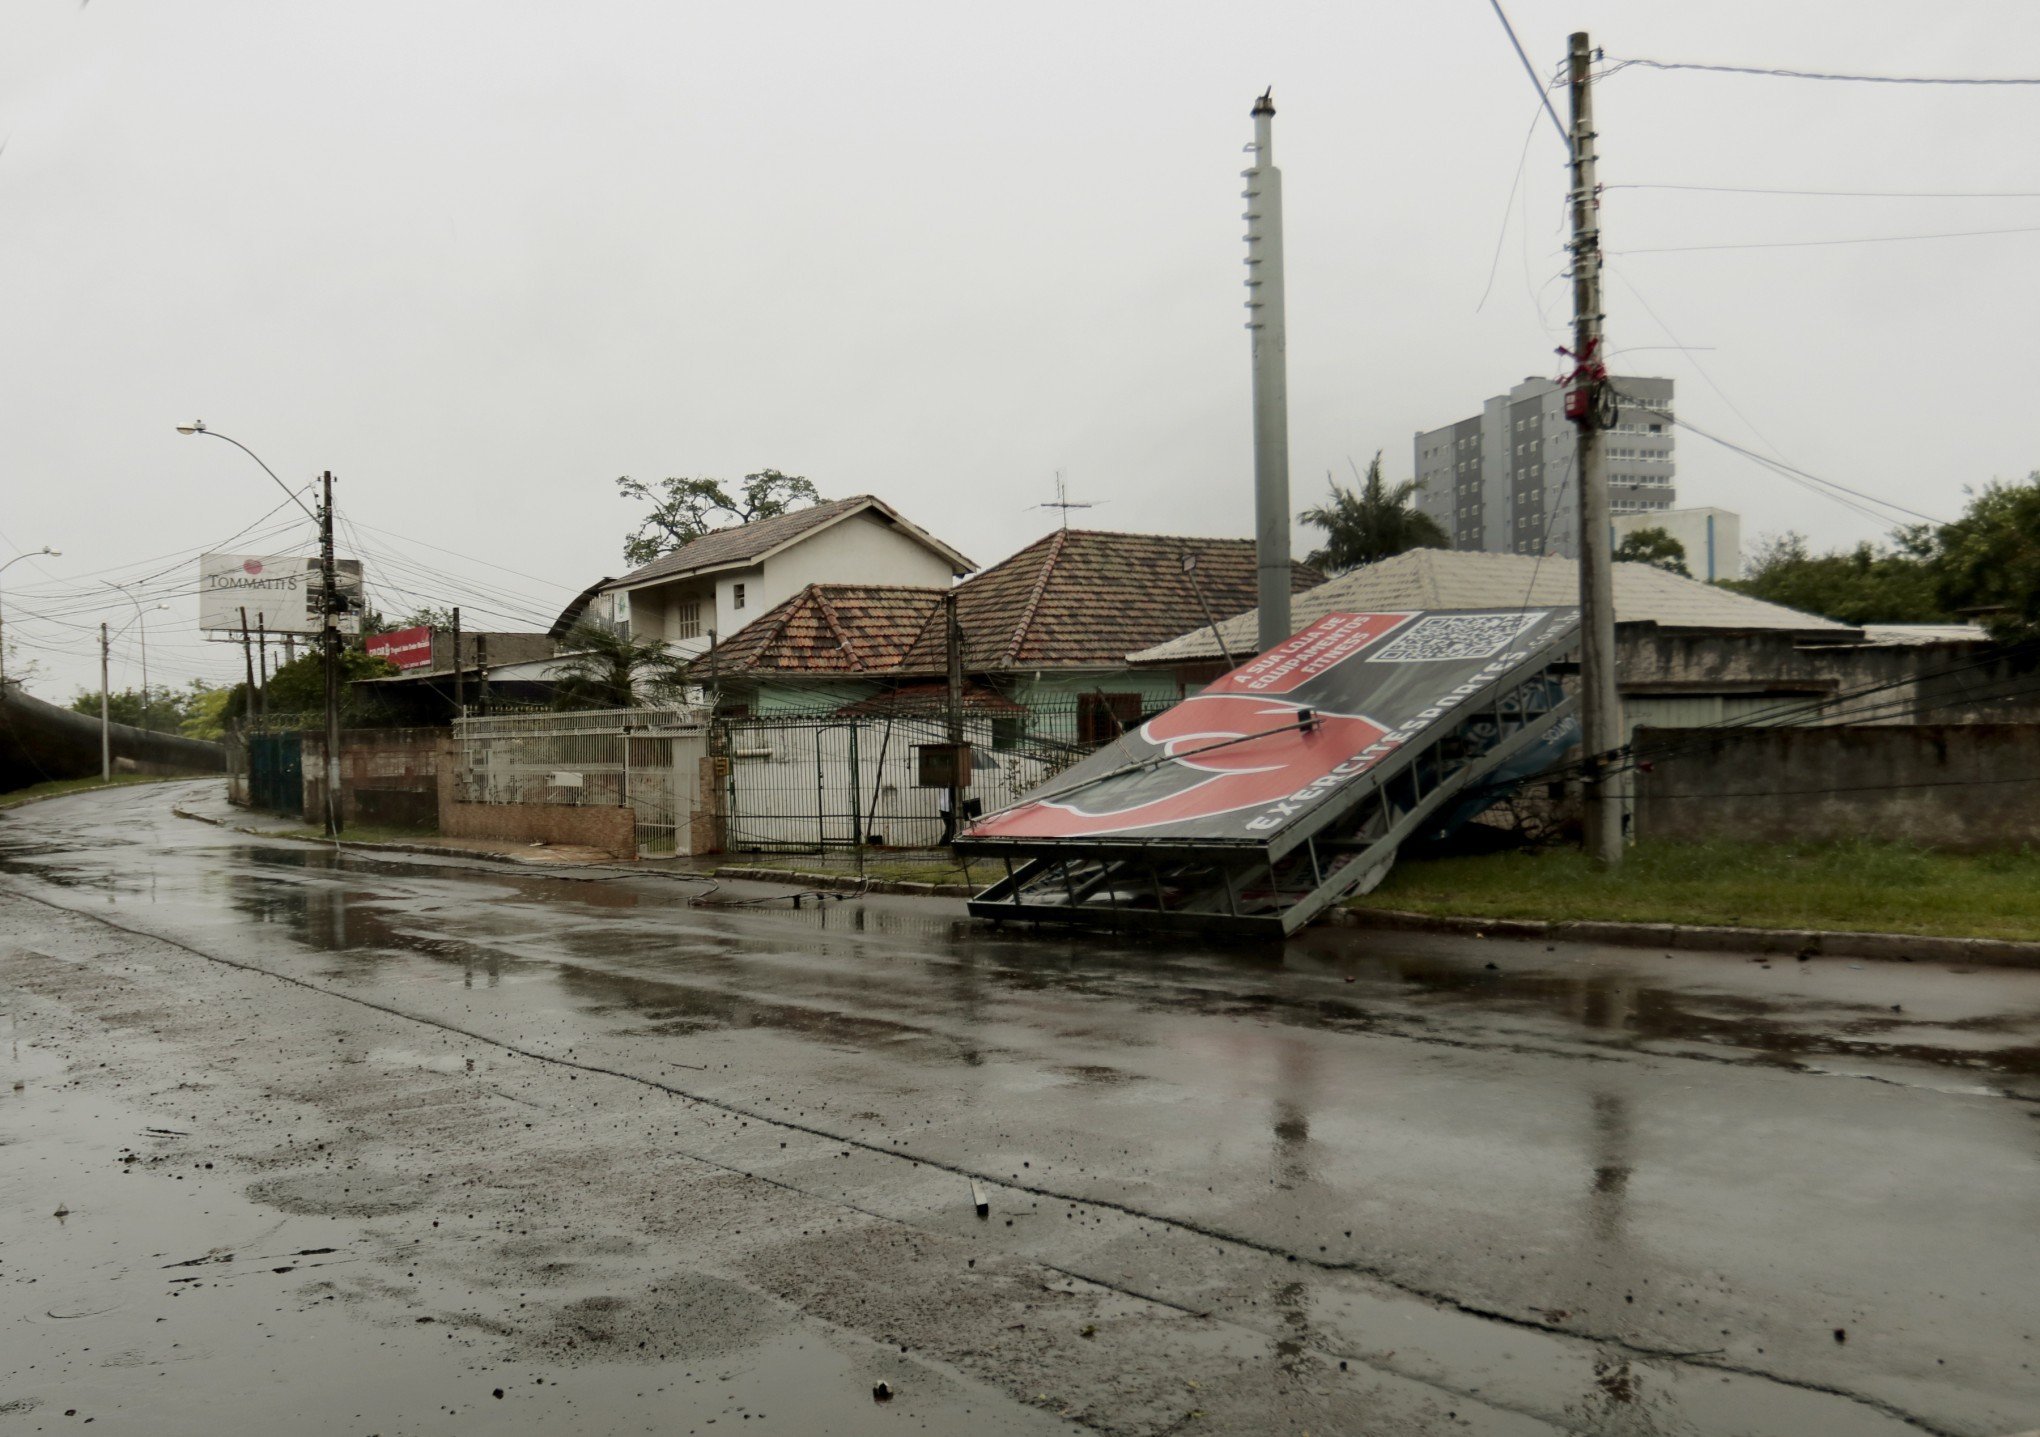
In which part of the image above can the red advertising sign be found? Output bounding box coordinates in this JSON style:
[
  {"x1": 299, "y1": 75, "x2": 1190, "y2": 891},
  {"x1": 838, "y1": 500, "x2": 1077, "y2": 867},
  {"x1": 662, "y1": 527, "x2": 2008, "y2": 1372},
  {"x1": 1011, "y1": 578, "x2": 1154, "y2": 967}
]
[{"x1": 367, "y1": 625, "x2": 434, "y2": 671}]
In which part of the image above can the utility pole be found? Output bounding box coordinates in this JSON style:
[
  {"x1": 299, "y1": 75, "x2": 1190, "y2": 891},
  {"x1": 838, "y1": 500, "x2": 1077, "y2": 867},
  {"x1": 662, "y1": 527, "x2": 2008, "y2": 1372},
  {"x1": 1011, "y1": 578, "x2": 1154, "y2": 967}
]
[
  {"x1": 1243, "y1": 89, "x2": 1292, "y2": 652},
  {"x1": 318, "y1": 470, "x2": 344, "y2": 837},
  {"x1": 944, "y1": 591, "x2": 964, "y2": 845},
  {"x1": 255, "y1": 616, "x2": 267, "y2": 725},
  {"x1": 1568, "y1": 31, "x2": 1624, "y2": 867},
  {"x1": 99, "y1": 622, "x2": 111, "y2": 781},
  {"x1": 240, "y1": 607, "x2": 258, "y2": 725},
  {"x1": 475, "y1": 633, "x2": 490, "y2": 716},
  {"x1": 450, "y1": 606, "x2": 464, "y2": 717}
]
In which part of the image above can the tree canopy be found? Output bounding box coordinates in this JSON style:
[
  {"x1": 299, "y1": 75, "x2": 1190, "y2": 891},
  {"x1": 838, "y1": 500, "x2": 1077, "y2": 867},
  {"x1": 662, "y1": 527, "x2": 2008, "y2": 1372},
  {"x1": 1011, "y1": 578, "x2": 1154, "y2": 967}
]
[
  {"x1": 617, "y1": 470, "x2": 821, "y2": 567},
  {"x1": 1299, "y1": 453, "x2": 1449, "y2": 571},
  {"x1": 1613, "y1": 526, "x2": 1691, "y2": 578},
  {"x1": 1720, "y1": 472, "x2": 2040, "y2": 643}
]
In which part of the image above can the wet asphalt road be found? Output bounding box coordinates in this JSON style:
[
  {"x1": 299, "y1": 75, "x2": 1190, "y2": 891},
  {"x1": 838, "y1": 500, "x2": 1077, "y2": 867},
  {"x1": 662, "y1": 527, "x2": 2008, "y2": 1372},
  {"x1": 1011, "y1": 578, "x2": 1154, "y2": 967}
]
[{"x1": 2, "y1": 783, "x2": 2037, "y2": 1436}]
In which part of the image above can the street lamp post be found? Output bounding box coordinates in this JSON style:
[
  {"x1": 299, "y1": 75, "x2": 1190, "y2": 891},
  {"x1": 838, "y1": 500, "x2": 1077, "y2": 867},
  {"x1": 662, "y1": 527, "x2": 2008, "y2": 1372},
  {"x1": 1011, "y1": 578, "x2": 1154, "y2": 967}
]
[
  {"x1": 98, "y1": 605, "x2": 161, "y2": 780},
  {"x1": 104, "y1": 582, "x2": 163, "y2": 730},
  {"x1": 178, "y1": 421, "x2": 344, "y2": 836},
  {"x1": 0, "y1": 546, "x2": 61, "y2": 690}
]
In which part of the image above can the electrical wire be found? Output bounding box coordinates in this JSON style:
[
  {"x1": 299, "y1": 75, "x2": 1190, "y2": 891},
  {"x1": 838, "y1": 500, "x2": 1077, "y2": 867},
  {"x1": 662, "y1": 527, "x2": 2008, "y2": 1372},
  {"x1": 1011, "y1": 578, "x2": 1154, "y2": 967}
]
[
  {"x1": 1483, "y1": 0, "x2": 1569, "y2": 143},
  {"x1": 1619, "y1": 224, "x2": 2040, "y2": 255},
  {"x1": 1605, "y1": 182, "x2": 2040, "y2": 201},
  {"x1": 1599, "y1": 56, "x2": 2040, "y2": 86}
]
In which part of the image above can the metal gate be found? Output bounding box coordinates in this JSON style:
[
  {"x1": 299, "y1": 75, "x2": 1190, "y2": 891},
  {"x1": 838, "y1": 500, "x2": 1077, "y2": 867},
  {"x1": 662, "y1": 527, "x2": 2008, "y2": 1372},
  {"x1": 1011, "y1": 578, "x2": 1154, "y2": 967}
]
[{"x1": 247, "y1": 731, "x2": 303, "y2": 817}]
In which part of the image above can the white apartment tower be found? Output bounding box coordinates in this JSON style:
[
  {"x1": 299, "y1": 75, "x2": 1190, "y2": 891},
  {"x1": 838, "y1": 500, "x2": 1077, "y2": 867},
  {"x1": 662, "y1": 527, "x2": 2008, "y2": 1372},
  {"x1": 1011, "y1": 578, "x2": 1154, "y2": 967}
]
[{"x1": 1414, "y1": 375, "x2": 1676, "y2": 559}]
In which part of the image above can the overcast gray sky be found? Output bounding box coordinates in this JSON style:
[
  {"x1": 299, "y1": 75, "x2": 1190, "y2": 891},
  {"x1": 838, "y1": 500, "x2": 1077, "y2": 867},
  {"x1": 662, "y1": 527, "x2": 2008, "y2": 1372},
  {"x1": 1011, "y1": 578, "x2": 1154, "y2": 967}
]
[{"x1": 5, "y1": 0, "x2": 2037, "y2": 701}]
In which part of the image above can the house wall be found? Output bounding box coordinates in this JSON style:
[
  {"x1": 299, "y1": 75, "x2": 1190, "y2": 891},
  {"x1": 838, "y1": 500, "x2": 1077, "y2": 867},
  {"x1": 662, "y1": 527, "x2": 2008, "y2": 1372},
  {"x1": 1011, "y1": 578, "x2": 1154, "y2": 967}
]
[
  {"x1": 1634, "y1": 723, "x2": 2040, "y2": 850},
  {"x1": 739, "y1": 511, "x2": 958, "y2": 636}
]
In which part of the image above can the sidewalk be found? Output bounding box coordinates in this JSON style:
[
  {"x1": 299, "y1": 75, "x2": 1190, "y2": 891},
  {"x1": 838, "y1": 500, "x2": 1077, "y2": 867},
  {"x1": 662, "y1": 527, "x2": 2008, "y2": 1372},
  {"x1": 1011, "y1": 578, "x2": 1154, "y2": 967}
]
[{"x1": 170, "y1": 787, "x2": 641, "y2": 870}]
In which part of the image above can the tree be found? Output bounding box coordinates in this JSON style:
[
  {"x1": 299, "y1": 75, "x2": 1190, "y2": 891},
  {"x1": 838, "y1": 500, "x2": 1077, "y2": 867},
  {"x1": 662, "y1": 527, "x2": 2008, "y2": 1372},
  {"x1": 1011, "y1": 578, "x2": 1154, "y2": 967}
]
[
  {"x1": 182, "y1": 684, "x2": 236, "y2": 741},
  {"x1": 1299, "y1": 453, "x2": 1449, "y2": 571},
  {"x1": 549, "y1": 623, "x2": 685, "y2": 711},
  {"x1": 1721, "y1": 531, "x2": 1946, "y2": 625},
  {"x1": 617, "y1": 470, "x2": 821, "y2": 567},
  {"x1": 70, "y1": 684, "x2": 196, "y2": 735},
  {"x1": 1932, "y1": 473, "x2": 2040, "y2": 644},
  {"x1": 1613, "y1": 526, "x2": 1691, "y2": 578},
  {"x1": 382, "y1": 607, "x2": 458, "y2": 633}
]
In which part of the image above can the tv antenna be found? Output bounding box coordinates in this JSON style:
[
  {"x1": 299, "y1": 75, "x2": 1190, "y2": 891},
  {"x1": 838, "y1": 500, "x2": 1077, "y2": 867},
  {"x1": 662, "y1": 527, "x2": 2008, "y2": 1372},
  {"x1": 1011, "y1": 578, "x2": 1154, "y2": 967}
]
[{"x1": 1036, "y1": 470, "x2": 1098, "y2": 529}]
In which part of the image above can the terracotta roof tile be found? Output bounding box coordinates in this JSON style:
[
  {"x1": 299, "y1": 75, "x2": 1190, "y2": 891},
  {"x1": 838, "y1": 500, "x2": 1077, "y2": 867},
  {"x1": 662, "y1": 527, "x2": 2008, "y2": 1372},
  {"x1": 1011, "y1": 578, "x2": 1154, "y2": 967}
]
[
  {"x1": 696, "y1": 584, "x2": 946, "y2": 676},
  {"x1": 896, "y1": 530, "x2": 1324, "y2": 672}
]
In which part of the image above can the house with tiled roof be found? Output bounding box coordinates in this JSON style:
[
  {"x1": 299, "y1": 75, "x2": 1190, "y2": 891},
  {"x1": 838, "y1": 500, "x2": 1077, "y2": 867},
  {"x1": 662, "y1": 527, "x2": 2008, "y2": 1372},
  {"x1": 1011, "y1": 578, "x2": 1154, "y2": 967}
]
[
  {"x1": 595, "y1": 496, "x2": 974, "y2": 661},
  {"x1": 699, "y1": 529, "x2": 1325, "y2": 743}
]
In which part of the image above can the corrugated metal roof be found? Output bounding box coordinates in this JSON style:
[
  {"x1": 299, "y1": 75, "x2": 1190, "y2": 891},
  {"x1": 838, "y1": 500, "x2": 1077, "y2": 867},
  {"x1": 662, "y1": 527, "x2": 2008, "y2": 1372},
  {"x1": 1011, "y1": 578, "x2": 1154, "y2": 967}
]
[{"x1": 1130, "y1": 548, "x2": 1853, "y2": 665}]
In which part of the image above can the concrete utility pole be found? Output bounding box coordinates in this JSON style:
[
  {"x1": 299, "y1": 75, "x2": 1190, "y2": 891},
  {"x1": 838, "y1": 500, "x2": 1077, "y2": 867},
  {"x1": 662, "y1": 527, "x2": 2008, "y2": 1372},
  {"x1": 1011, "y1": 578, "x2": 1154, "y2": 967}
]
[
  {"x1": 99, "y1": 622, "x2": 111, "y2": 781},
  {"x1": 1567, "y1": 31, "x2": 1625, "y2": 867},
  {"x1": 451, "y1": 606, "x2": 464, "y2": 717},
  {"x1": 240, "y1": 607, "x2": 258, "y2": 724},
  {"x1": 944, "y1": 590, "x2": 964, "y2": 843},
  {"x1": 1243, "y1": 89, "x2": 1292, "y2": 652},
  {"x1": 318, "y1": 470, "x2": 344, "y2": 837}
]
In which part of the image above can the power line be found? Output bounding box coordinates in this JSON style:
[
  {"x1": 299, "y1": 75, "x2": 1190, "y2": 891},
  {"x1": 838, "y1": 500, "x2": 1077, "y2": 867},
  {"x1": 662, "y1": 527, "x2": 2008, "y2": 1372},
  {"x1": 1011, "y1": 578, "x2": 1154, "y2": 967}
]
[
  {"x1": 1484, "y1": 0, "x2": 1569, "y2": 144},
  {"x1": 1619, "y1": 224, "x2": 2040, "y2": 255},
  {"x1": 1600, "y1": 57, "x2": 2040, "y2": 86},
  {"x1": 1606, "y1": 182, "x2": 2040, "y2": 201},
  {"x1": 1656, "y1": 406, "x2": 1947, "y2": 527}
]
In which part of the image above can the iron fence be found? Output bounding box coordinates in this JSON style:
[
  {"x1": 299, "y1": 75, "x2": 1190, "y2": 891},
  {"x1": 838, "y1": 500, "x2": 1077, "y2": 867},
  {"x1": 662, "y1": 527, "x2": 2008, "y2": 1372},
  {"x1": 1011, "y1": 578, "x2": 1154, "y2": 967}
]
[{"x1": 717, "y1": 708, "x2": 1085, "y2": 854}]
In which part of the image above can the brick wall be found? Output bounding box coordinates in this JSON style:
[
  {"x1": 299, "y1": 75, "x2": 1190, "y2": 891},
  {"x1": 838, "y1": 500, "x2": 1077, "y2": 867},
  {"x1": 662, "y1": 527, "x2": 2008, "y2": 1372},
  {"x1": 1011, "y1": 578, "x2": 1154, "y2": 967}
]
[{"x1": 305, "y1": 728, "x2": 444, "y2": 830}]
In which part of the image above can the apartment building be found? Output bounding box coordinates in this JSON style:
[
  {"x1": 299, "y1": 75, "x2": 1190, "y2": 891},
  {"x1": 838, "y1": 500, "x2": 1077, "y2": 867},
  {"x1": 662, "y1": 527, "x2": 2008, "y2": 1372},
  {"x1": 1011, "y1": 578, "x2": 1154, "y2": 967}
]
[{"x1": 1414, "y1": 375, "x2": 1676, "y2": 558}]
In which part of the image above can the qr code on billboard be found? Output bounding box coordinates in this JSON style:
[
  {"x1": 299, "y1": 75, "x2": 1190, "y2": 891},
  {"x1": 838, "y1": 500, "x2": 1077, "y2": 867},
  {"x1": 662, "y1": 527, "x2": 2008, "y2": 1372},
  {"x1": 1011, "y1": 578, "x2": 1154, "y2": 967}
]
[{"x1": 1368, "y1": 612, "x2": 1543, "y2": 663}]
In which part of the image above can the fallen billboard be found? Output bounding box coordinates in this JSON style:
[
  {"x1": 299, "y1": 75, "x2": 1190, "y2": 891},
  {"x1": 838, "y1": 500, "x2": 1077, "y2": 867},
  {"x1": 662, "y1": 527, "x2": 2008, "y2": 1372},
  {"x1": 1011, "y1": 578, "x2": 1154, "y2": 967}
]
[{"x1": 960, "y1": 607, "x2": 1581, "y2": 936}]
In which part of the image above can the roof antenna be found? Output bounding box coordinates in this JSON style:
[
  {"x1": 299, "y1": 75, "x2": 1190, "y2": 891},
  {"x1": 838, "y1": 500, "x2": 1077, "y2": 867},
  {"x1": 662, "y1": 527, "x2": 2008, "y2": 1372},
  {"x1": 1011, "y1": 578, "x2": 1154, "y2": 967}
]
[{"x1": 1036, "y1": 469, "x2": 1098, "y2": 530}]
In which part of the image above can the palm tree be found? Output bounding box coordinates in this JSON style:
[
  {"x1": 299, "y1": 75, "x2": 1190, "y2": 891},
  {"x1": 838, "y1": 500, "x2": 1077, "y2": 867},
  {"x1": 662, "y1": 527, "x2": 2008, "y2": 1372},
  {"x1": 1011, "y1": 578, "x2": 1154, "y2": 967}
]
[
  {"x1": 1300, "y1": 452, "x2": 1449, "y2": 571},
  {"x1": 549, "y1": 624, "x2": 684, "y2": 710}
]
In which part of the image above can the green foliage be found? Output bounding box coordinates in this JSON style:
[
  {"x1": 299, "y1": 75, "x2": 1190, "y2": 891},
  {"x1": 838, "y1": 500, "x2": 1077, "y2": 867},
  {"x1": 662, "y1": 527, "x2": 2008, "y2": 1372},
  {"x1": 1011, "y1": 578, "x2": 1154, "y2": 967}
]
[
  {"x1": 68, "y1": 679, "x2": 226, "y2": 735},
  {"x1": 616, "y1": 470, "x2": 821, "y2": 567},
  {"x1": 1613, "y1": 525, "x2": 1691, "y2": 578},
  {"x1": 229, "y1": 647, "x2": 400, "y2": 727},
  {"x1": 1931, "y1": 473, "x2": 2040, "y2": 644},
  {"x1": 1299, "y1": 452, "x2": 1449, "y2": 571},
  {"x1": 182, "y1": 684, "x2": 236, "y2": 741},
  {"x1": 549, "y1": 623, "x2": 685, "y2": 710},
  {"x1": 1721, "y1": 531, "x2": 1947, "y2": 625},
  {"x1": 384, "y1": 607, "x2": 458, "y2": 633}
]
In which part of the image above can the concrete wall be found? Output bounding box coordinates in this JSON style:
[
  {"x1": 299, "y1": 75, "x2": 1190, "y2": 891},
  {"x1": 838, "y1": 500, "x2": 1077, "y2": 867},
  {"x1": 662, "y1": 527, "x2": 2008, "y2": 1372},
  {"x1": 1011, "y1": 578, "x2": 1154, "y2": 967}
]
[
  {"x1": 304, "y1": 728, "x2": 443, "y2": 830},
  {"x1": 1618, "y1": 628, "x2": 2040, "y2": 726},
  {"x1": 432, "y1": 743, "x2": 637, "y2": 858},
  {"x1": 1634, "y1": 723, "x2": 2040, "y2": 850}
]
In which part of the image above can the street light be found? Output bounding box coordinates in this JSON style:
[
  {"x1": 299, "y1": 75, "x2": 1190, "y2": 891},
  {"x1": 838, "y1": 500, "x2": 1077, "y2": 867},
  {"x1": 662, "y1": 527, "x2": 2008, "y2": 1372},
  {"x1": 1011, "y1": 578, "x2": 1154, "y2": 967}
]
[
  {"x1": 177, "y1": 422, "x2": 344, "y2": 836},
  {"x1": 98, "y1": 605, "x2": 165, "y2": 781},
  {"x1": 0, "y1": 545, "x2": 60, "y2": 690},
  {"x1": 104, "y1": 582, "x2": 166, "y2": 730}
]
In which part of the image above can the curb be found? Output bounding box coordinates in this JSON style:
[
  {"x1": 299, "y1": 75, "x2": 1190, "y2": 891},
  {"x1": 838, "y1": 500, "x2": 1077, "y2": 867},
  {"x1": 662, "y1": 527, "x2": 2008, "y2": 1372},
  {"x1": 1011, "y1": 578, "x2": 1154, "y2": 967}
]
[
  {"x1": 712, "y1": 865, "x2": 976, "y2": 899},
  {"x1": 1, "y1": 777, "x2": 188, "y2": 814},
  {"x1": 170, "y1": 806, "x2": 639, "y2": 871},
  {"x1": 1332, "y1": 906, "x2": 2040, "y2": 969}
]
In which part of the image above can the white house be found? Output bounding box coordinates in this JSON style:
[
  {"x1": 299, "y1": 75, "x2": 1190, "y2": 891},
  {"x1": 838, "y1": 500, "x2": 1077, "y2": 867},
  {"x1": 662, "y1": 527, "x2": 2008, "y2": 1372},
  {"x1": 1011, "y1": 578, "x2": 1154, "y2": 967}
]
[{"x1": 600, "y1": 496, "x2": 974, "y2": 659}]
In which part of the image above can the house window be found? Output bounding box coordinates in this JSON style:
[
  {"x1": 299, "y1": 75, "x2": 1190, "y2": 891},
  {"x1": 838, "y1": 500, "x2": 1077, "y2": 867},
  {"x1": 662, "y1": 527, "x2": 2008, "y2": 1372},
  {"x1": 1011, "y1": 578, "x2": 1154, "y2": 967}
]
[
  {"x1": 676, "y1": 598, "x2": 702, "y2": 640},
  {"x1": 732, "y1": 582, "x2": 747, "y2": 612},
  {"x1": 991, "y1": 714, "x2": 1027, "y2": 752},
  {"x1": 1078, "y1": 692, "x2": 1143, "y2": 745}
]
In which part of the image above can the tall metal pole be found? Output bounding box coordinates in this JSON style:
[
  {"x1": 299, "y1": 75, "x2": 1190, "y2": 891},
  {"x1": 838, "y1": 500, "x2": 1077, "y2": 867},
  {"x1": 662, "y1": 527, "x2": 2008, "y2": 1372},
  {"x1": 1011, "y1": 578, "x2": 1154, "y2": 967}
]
[
  {"x1": 944, "y1": 591, "x2": 964, "y2": 844},
  {"x1": 450, "y1": 606, "x2": 464, "y2": 717},
  {"x1": 319, "y1": 470, "x2": 344, "y2": 836},
  {"x1": 1243, "y1": 90, "x2": 1292, "y2": 652},
  {"x1": 1568, "y1": 32, "x2": 1624, "y2": 867},
  {"x1": 99, "y1": 622, "x2": 111, "y2": 781}
]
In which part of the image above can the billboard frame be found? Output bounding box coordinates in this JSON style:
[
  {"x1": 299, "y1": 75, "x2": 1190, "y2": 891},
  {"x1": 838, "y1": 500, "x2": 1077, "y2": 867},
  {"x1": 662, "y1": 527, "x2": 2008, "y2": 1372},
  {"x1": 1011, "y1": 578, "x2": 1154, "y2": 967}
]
[{"x1": 959, "y1": 614, "x2": 1580, "y2": 938}]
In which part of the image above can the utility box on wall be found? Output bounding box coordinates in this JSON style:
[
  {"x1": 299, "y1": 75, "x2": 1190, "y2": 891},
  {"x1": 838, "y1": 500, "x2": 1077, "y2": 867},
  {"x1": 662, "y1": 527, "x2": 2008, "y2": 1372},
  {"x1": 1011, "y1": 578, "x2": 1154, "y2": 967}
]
[{"x1": 915, "y1": 742, "x2": 972, "y2": 789}]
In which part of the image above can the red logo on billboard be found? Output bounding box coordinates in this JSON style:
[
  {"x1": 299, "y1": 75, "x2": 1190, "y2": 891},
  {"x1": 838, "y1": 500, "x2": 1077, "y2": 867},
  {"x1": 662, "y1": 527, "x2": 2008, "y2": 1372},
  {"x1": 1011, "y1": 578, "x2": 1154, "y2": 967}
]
[
  {"x1": 967, "y1": 695, "x2": 1388, "y2": 839},
  {"x1": 242, "y1": 559, "x2": 265, "y2": 576}
]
